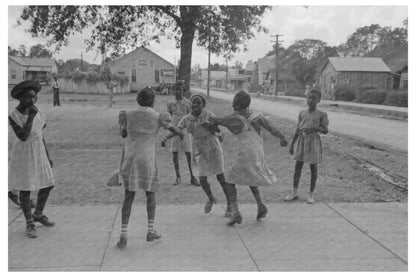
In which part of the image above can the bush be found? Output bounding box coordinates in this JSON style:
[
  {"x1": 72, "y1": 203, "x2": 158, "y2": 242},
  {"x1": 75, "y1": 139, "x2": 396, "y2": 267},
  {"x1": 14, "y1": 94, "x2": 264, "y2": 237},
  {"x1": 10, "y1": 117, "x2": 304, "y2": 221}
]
[
  {"x1": 335, "y1": 85, "x2": 355, "y2": 101},
  {"x1": 247, "y1": 83, "x2": 262, "y2": 93},
  {"x1": 355, "y1": 88, "x2": 387, "y2": 104},
  {"x1": 384, "y1": 91, "x2": 408, "y2": 107}
]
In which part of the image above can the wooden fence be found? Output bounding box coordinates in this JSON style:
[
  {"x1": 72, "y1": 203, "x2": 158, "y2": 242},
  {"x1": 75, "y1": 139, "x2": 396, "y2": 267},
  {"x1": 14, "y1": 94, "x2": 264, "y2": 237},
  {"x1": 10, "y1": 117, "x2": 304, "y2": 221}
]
[{"x1": 59, "y1": 78, "x2": 130, "y2": 94}]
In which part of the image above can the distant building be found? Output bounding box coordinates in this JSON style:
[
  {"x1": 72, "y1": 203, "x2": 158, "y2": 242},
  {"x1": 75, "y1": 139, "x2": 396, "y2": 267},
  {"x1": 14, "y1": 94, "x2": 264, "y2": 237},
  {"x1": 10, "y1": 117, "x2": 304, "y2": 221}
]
[
  {"x1": 108, "y1": 46, "x2": 175, "y2": 92},
  {"x1": 8, "y1": 56, "x2": 58, "y2": 85},
  {"x1": 200, "y1": 68, "x2": 247, "y2": 91},
  {"x1": 256, "y1": 55, "x2": 276, "y2": 85},
  {"x1": 319, "y1": 57, "x2": 393, "y2": 99}
]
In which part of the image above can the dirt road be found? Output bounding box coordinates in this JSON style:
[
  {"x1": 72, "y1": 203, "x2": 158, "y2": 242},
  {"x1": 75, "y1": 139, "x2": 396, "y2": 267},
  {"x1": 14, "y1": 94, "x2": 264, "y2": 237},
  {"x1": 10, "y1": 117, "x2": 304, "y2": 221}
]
[{"x1": 192, "y1": 88, "x2": 407, "y2": 152}]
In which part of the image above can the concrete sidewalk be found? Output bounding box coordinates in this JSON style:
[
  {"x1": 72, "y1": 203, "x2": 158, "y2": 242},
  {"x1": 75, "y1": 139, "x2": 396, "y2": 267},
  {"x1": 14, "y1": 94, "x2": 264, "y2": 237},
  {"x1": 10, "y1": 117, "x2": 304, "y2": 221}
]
[{"x1": 8, "y1": 202, "x2": 407, "y2": 271}]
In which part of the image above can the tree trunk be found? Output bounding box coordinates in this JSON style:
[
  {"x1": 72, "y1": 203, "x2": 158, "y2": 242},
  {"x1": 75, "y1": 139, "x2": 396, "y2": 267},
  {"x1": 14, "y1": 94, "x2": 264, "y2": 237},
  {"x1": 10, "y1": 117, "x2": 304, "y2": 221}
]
[{"x1": 178, "y1": 20, "x2": 196, "y2": 99}]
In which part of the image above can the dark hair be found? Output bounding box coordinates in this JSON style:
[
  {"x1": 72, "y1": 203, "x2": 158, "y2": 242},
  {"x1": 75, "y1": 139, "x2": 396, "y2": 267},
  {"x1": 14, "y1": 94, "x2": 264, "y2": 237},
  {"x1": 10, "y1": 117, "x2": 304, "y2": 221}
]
[
  {"x1": 137, "y1": 87, "x2": 155, "y2": 107},
  {"x1": 309, "y1": 89, "x2": 322, "y2": 99},
  {"x1": 233, "y1": 90, "x2": 251, "y2": 110}
]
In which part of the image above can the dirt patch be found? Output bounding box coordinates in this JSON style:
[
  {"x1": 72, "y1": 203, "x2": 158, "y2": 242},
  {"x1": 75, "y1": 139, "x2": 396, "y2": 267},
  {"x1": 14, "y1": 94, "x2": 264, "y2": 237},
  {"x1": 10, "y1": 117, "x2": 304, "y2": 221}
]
[{"x1": 8, "y1": 91, "x2": 407, "y2": 205}]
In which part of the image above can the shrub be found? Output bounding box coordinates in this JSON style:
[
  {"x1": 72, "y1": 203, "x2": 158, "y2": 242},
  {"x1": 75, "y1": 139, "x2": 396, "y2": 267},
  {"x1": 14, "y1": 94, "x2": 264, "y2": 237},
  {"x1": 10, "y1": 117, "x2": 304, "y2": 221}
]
[
  {"x1": 355, "y1": 88, "x2": 387, "y2": 104},
  {"x1": 384, "y1": 91, "x2": 408, "y2": 107},
  {"x1": 284, "y1": 83, "x2": 304, "y2": 97},
  {"x1": 335, "y1": 85, "x2": 355, "y2": 101}
]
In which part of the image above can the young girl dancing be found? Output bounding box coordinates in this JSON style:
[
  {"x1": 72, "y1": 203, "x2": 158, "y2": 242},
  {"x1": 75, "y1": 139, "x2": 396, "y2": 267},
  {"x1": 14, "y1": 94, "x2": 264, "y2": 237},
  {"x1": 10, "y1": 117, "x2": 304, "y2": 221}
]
[
  {"x1": 213, "y1": 91, "x2": 288, "y2": 226},
  {"x1": 284, "y1": 89, "x2": 329, "y2": 204},
  {"x1": 117, "y1": 87, "x2": 182, "y2": 249},
  {"x1": 162, "y1": 93, "x2": 232, "y2": 216}
]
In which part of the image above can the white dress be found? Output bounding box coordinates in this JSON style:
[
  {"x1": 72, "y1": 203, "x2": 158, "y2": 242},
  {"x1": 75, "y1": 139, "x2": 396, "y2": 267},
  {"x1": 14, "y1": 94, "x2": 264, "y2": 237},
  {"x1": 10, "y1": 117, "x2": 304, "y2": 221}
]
[
  {"x1": 166, "y1": 98, "x2": 192, "y2": 152},
  {"x1": 8, "y1": 109, "x2": 55, "y2": 191},
  {"x1": 119, "y1": 106, "x2": 173, "y2": 192}
]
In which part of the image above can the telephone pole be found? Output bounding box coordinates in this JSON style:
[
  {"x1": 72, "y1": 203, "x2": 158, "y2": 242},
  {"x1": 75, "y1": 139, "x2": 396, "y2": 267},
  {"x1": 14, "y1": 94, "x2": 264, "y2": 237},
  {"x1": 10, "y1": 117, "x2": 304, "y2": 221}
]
[
  {"x1": 271, "y1": 34, "x2": 283, "y2": 96},
  {"x1": 80, "y1": 52, "x2": 83, "y2": 71},
  {"x1": 207, "y1": 29, "x2": 211, "y2": 99}
]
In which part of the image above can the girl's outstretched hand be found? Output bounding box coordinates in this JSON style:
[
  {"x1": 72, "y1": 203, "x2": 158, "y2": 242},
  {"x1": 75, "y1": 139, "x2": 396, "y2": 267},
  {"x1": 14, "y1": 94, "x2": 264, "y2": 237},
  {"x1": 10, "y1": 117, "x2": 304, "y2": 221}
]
[{"x1": 280, "y1": 138, "x2": 288, "y2": 147}]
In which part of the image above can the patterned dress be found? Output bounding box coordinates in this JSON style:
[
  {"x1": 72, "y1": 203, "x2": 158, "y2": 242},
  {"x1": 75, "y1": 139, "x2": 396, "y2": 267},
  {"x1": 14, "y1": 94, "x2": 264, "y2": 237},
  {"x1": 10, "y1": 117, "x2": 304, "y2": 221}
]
[
  {"x1": 9, "y1": 109, "x2": 55, "y2": 191},
  {"x1": 294, "y1": 109, "x2": 329, "y2": 164},
  {"x1": 166, "y1": 98, "x2": 192, "y2": 152},
  {"x1": 178, "y1": 110, "x2": 224, "y2": 177},
  {"x1": 119, "y1": 106, "x2": 173, "y2": 192},
  {"x1": 216, "y1": 112, "x2": 277, "y2": 187}
]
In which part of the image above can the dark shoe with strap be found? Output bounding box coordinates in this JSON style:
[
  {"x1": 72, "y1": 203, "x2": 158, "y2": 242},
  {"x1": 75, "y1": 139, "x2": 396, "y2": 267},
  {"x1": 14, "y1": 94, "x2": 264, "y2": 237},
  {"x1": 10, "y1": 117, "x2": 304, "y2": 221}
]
[
  {"x1": 256, "y1": 204, "x2": 268, "y2": 221},
  {"x1": 227, "y1": 212, "x2": 242, "y2": 227},
  {"x1": 204, "y1": 197, "x2": 217, "y2": 214},
  {"x1": 26, "y1": 223, "x2": 37, "y2": 238},
  {"x1": 117, "y1": 235, "x2": 127, "y2": 249},
  {"x1": 8, "y1": 191, "x2": 19, "y2": 206},
  {"x1": 33, "y1": 214, "x2": 55, "y2": 227},
  {"x1": 146, "y1": 231, "x2": 162, "y2": 242},
  {"x1": 190, "y1": 176, "x2": 201, "y2": 186}
]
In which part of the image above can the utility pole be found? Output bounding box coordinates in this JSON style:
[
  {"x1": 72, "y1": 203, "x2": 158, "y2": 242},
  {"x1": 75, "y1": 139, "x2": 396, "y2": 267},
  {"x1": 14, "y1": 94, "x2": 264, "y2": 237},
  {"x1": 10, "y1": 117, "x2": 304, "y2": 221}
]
[
  {"x1": 271, "y1": 34, "x2": 283, "y2": 96},
  {"x1": 207, "y1": 29, "x2": 211, "y2": 99},
  {"x1": 225, "y1": 55, "x2": 228, "y2": 93},
  {"x1": 80, "y1": 52, "x2": 83, "y2": 71}
]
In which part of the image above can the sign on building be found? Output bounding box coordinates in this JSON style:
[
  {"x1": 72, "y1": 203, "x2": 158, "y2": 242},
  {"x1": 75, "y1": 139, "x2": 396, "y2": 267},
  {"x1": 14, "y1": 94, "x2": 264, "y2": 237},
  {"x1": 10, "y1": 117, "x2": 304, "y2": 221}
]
[{"x1": 161, "y1": 69, "x2": 174, "y2": 77}]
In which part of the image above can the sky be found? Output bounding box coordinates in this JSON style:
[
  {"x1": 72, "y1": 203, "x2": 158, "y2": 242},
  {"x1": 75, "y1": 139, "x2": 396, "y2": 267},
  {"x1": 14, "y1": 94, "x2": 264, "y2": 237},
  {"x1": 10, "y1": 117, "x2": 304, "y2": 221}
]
[{"x1": 7, "y1": 4, "x2": 408, "y2": 68}]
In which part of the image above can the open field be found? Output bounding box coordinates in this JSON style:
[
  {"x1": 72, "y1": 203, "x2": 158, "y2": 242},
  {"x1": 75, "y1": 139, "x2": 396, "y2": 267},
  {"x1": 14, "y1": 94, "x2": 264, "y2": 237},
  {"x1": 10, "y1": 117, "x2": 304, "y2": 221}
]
[{"x1": 8, "y1": 89, "x2": 408, "y2": 205}]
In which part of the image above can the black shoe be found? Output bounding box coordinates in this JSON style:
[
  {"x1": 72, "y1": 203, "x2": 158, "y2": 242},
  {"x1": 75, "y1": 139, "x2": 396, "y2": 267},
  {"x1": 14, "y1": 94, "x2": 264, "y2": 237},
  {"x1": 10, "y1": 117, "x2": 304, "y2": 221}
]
[
  {"x1": 117, "y1": 235, "x2": 127, "y2": 249},
  {"x1": 26, "y1": 223, "x2": 37, "y2": 238},
  {"x1": 256, "y1": 204, "x2": 268, "y2": 221},
  {"x1": 146, "y1": 231, "x2": 161, "y2": 242},
  {"x1": 190, "y1": 177, "x2": 201, "y2": 186},
  {"x1": 204, "y1": 197, "x2": 217, "y2": 214},
  {"x1": 227, "y1": 213, "x2": 242, "y2": 227},
  {"x1": 33, "y1": 214, "x2": 55, "y2": 227},
  {"x1": 8, "y1": 191, "x2": 19, "y2": 206}
]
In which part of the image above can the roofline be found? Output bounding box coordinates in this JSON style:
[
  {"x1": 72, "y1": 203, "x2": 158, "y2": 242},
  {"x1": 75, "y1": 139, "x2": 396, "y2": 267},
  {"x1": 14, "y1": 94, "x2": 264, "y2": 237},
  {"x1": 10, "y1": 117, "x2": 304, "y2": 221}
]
[
  {"x1": 8, "y1": 56, "x2": 56, "y2": 67},
  {"x1": 140, "y1": 46, "x2": 175, "y2": 68},
  {"x1": 111, "y1": 46, "x2": 175, "y2": 68}
]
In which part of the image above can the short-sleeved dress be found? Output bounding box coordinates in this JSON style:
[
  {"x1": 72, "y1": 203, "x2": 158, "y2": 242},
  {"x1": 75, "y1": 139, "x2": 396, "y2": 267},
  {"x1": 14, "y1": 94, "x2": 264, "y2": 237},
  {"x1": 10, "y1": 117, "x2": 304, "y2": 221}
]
[
  {"x1": 217, "y1": 112, "x2": 277, "y2": 187},
  {"x1": 8, "y1": 109, "x2": 55, "y2": 191},
  {"x1": 119, "y1": 106, "x2": 172, "y2": 192},
  {"x1": 166, "y1": 98, "x2": 192, "y2": 152},
  {"x1": 294, "y1": 109, "x2": 329, "y2": 164},
  {"x1": 178, "y1": 110, "x2": 224, "y2": 177}
]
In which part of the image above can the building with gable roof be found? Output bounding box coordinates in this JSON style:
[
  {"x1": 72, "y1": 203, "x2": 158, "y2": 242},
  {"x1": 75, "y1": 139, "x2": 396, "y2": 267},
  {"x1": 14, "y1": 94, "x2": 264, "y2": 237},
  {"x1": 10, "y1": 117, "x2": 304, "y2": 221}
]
[
  {"x1": 319, "y1": 57, "x2": 393, "y2": 99},
  {"x1": 107, "y1": 46, "x2": 176, "y2": 92},
  {"x1": 8, "y1": 56, "x2": 58, "y2": 85}
]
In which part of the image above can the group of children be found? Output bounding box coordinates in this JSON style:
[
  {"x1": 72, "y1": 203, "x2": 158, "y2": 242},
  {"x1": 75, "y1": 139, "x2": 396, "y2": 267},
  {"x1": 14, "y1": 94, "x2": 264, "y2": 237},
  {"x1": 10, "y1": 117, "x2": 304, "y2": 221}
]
[{"x1": 8, "y1": 80, "x2": 329, "y2": 250}]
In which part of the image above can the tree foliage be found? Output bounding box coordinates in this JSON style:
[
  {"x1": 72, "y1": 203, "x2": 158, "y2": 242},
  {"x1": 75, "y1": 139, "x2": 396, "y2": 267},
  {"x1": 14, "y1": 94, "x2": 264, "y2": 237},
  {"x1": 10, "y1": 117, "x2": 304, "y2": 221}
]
[
  {"x1": 19, "y1": 5, "x2": 270, "y2": 94},
  {"x1": 9, "y1": 43, "x2": 52, "y2": 58}
]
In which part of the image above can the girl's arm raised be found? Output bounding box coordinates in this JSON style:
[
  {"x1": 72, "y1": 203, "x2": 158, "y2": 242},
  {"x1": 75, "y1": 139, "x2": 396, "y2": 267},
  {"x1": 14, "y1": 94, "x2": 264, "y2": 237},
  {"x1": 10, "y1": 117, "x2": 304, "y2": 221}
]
[{"x1": 8, "y1": 107, "x2": 37, "y2": 141}]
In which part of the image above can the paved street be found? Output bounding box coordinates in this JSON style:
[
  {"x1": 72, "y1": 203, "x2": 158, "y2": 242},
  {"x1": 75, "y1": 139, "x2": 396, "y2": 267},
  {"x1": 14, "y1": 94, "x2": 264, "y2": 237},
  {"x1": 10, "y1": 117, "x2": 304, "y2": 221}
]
[
  {"x1": 192, "y1": 88, "x2": 408, "y2": 152},
  {"x1": 8, "y1": 203, "x2": 407, "y2": 271}
]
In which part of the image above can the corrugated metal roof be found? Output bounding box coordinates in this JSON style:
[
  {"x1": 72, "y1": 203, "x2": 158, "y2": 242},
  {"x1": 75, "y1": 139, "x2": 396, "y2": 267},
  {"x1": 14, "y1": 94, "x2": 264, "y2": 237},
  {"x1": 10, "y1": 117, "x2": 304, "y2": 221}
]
[
  {"x1": 328, "y1": 57, "x2": 391, "y2": 72},
  {"x1": 9, "y1": 56, "x2": 56, "y2": 67}
]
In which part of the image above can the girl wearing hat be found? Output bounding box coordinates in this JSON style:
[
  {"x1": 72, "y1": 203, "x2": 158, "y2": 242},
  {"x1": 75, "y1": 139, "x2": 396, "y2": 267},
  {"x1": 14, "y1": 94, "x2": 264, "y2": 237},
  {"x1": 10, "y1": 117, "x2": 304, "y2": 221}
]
[
  {"x1": 163, "y1": 92, "x2": 232, "y2": 216},
  {"x1": 165, "y1": 81, "x2": 199, "y2": 187},
  {"x1": 212, "y1": 91, "x2": 288, "y2": 226},
  {"x1": 116, "y1": 87, "x2": 182, "y2": 249},
  {"x1": 9, "y1": 80, "x2": 55, "y2": 238}
]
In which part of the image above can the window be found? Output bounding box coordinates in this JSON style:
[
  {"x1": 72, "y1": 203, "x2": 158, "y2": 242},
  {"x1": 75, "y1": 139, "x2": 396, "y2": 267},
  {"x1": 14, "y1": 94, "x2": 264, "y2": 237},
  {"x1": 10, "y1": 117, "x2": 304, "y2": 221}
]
[
  {"x1": 131, "y1": 69, "x2": 137, "y2": 82},
  {"x1": 238, "y1": 70, "x2": 245, "y2": 75},
  {"x1": 154, "y1": 70, "x2": 160, "y2": 83},
  {"x1": 11, "y1": 70, "x2": 16, "y2": 79},
  {"x1": 138, "y1": 59, "x2": 147, "y2": 66}
]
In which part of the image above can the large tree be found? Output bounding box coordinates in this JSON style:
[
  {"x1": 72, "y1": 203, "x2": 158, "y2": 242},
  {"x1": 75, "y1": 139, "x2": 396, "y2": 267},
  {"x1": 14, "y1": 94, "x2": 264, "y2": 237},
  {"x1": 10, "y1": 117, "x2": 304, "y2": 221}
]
[
  {"x1": 19, "y1": 5, "x2": 270, "y2": 96},
  {"x1": 28, "y1": 43, "x2": 53, "y2": 58}
]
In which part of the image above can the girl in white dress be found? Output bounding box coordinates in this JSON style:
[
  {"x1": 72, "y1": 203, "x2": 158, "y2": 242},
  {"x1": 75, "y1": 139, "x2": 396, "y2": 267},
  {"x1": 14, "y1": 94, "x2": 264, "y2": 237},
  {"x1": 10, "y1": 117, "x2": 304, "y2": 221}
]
[
  {"x1": 9, "y1": 81, "x2": 55, "y2": 238},
  {"x1": 116, "y1": 87, "x2": 182, "y2": 249},
  {"x1": 213, "y1": 91, "x2": 288, "y2": 226}
]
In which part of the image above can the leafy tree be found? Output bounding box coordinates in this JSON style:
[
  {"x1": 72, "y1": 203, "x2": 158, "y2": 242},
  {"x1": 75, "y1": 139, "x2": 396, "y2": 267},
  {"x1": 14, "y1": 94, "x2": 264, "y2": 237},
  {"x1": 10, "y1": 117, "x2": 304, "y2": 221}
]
[
  {"x1": 19, "y1": 5, "x2": 270, "y2": 96},
  {"x1": 29, "y1": 43, "x2": 53, "y2": 58},
  {"x1": 8, "y1": 46, "x2": 20, "y2": 56},
  {"x1": 234, "y1": 60, "x2": 243, "y2": 69},
  {"x1": 338, "y1": 24, "x2": 407, "y2": 57}
]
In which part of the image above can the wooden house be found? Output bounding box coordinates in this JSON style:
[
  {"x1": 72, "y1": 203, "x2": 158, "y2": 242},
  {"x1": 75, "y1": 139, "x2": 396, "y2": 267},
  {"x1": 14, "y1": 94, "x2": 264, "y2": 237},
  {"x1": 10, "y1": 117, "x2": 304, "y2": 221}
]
[{"x1": 318, "y1": 57, "x2": 392, "y2": 99}]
